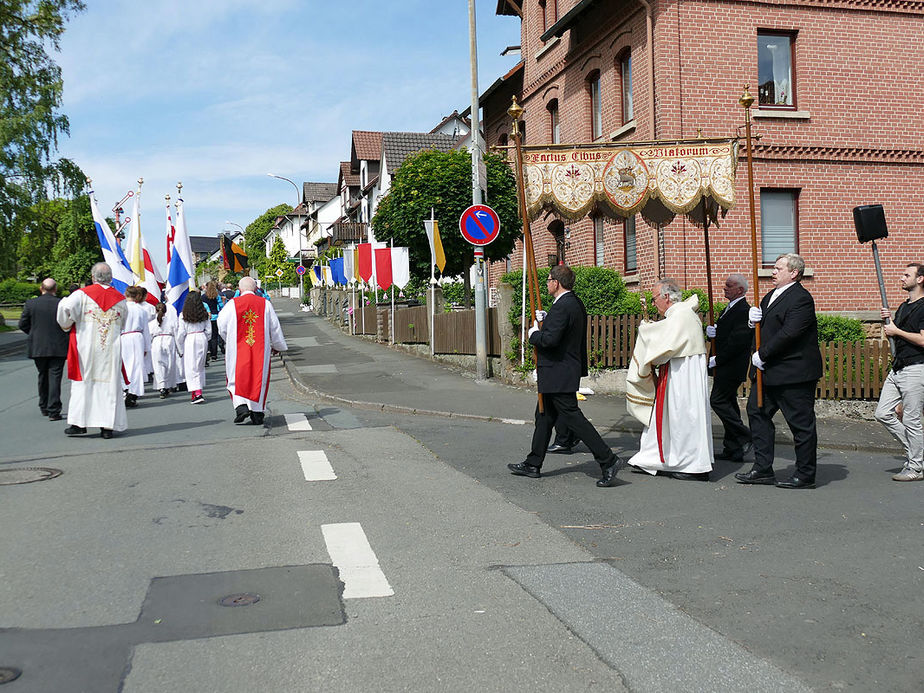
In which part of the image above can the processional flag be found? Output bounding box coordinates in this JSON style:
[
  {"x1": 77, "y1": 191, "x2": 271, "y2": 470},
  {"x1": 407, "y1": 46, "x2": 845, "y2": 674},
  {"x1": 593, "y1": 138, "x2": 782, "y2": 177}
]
[
  {"x1": 127, "y1": 184, "x2": 145, "y2": 282},
  {"x1": 357, "y1": 243, "x2": 373, "y2": 282},
  {"x1": 166, "y1": 195, "x2": 195, "y2": 314},
  {"x1": 221, "y1": 234, "x2": 249, "y2": 272},
  {"x1": 330, "y1": 257, "x2": 345, "y2": 285},
  {"x1": 342, "y1": 246, "x2": 354, "y2": 283},
  {"x1": 140, "y1": 234, "x2": 164, "y2": 305},
  {"x1": 374, "y1": 247, "x2": 392, "y2": 291},
  {"x1": 423, "y1": 217, "x2": 446, "y2": 273},
  {"x1": 88, "y1": 187, "x2": 133, "y2": 294},
  {"x1": 390, "y1": 247, "x2": 410, "y2": 289}
]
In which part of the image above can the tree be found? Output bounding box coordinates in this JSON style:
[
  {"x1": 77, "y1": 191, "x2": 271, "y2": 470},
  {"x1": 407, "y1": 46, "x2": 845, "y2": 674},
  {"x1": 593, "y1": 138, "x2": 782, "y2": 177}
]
[
  {"x1": 243, "y1": 203, "x2": 291, "y2": 280},
  {"x1": 265, "y1": 236, "x2": 297, "y2": 286},
  {"x1": 49, "y1": 194, "x2": 101, "y2": 287},
  {"x1": 16, "y1": 197, "x2": 68, "y2": 279},
  {"x1": 371, "y1": 149, "x2": 520, "y2": 287},
  {"x1": 1, "y1": 0, "x2": 86, "y2": 278}
]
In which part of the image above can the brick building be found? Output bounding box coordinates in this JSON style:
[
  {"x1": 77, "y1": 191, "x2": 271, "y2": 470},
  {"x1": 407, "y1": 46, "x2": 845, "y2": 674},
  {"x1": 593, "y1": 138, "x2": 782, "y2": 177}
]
[{"x1": 485, "y1": 0, "x2": 924, "y2": 312}]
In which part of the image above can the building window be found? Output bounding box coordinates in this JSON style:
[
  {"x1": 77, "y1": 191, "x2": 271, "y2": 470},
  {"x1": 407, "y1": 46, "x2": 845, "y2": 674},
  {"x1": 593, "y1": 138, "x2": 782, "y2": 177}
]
[
  {"x1": 594, "y1": 217, "x2": 605, "y2": 267},
  {"x1": 760, "y1": 189, "x2": 799, "y2": 264},
  {"x1": 539, "y1": 0, "x2": 557, "y2": 32},
  {"x1": 619, "y1": 50, "x2": 633, "y2": 124},
  {"x1": 548, "y1": 99, "x2": 560, "y2": 144},
  {"x1": 758, "y1": 32, "x2": 795, "y2": 108},
  {"x1": 588, "y1": 71, "x2": 602, "y2": 139},
  {"x1": 624, "y1": 215, "x2": 637, "y2": 273}
]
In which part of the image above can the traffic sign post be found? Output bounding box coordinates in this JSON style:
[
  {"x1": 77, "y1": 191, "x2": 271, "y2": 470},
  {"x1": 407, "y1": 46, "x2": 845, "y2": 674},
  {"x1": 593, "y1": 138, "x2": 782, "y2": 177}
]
[
  {"x1": 295, "y1": 265, "x2": 306, "y2": 276},
  {"x1": 459, "y1": 204, "x2": 500, "y2": 381}
]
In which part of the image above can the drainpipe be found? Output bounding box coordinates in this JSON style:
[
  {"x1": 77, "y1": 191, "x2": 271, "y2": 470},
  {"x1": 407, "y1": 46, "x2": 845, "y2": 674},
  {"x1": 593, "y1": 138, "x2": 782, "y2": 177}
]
[{"x1": 638, "y1": 0, "x2": 655, "y2": 139}]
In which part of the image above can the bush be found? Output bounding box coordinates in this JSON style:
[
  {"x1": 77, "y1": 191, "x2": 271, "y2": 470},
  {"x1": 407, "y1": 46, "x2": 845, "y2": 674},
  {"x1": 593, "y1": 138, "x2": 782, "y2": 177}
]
[
  {"x1": 441, "y1": 281, "x2": 465, "y2": 306},
  {"x1": 817, "y1": 315, "x2": 865, "y2": 343},
  {"x1": 0, "y1": 279, "x2": 40, "y2": 303}
]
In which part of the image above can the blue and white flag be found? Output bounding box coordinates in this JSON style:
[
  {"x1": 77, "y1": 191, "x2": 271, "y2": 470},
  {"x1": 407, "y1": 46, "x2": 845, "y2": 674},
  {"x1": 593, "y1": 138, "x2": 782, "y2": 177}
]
[
  {"x1": 166, "y1": 196, "x2": 195, "y2": 313},
  {"x1": 89, "y1": 189, "x2": 133, "y2": 294}
]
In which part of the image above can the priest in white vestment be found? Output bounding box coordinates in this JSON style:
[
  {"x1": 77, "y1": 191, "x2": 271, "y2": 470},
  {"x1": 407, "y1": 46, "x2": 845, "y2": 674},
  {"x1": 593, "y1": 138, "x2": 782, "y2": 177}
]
[
  {"x1": 217, "y1": 277, "x2": 287, "y2": 425},
  {"x1": 626, "y1": 279, "x2": 714, "y2": 480},
  {"x1": 121, "y1": 286, "x2": 150, "y2": 407},
  {"x1": 56, "y1": 262, "x2": 127, "y2": 439}
]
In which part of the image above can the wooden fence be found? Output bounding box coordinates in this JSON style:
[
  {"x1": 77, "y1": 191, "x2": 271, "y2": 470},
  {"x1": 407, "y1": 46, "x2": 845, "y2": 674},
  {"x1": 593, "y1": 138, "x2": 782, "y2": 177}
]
[{"x1": 434, "y1": 308, "x2": 501, "y2": 356}]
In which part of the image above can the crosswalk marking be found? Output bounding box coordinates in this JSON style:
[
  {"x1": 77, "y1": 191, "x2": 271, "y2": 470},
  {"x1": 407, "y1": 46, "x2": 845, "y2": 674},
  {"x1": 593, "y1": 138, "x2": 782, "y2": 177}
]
[
  {"x1": 298, "y1": 450, "x2": 336, "y2": 481},
  {"x1": 321, "y1": 522, "x2": 394, "y2": 599},
  {"x1": 285, "y1": 413, "x2": 313, "y2": 431}
]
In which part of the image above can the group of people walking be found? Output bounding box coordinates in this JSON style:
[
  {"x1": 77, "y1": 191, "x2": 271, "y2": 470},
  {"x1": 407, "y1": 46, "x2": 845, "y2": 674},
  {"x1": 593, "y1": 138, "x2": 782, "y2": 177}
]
[
  {"x1": 19, "y1": 263, "x2": 287, "y2": 438},
  {"x1": 509, "y1": 254, "x2": 924, "y2": 488}
]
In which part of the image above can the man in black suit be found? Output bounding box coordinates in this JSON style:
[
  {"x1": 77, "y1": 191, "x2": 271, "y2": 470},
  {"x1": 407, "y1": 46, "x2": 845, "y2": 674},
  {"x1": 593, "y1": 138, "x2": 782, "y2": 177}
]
[
  {"x1": 508, "y1": 265, "x2": 625, "y2": 487},
  {"x1": 706, "y1": 273, "x2": 752, "y2": 462},
  {"x1": 736, "y1": 254, "x2": 823, "y2": 489},
  {"x1": 19, "y1": 278, "x2": 70, "y2": 420}
]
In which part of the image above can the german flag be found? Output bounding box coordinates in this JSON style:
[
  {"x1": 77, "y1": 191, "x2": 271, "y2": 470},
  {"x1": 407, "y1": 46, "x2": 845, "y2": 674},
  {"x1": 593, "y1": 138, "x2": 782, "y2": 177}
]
[{"x1": 222, "y1": 234, "x2": 249, "y2": 272}]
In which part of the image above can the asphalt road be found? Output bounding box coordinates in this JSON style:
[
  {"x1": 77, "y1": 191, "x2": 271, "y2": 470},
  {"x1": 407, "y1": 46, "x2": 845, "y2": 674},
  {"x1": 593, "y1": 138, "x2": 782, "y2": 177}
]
[{"x1": 1, "y1": 310, "x2": 921, "y2": 692}]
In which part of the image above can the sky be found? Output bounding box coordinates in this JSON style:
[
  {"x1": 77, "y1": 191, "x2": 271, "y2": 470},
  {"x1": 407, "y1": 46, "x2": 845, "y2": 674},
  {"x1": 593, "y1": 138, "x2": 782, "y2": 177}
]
[{"x1": 55, "y1": 0, "x2": 522, "y2": 270}]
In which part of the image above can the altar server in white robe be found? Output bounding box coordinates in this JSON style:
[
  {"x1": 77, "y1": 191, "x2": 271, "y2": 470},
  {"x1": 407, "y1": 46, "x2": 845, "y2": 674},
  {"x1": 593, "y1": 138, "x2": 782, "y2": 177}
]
[
  {"x1": 217, "y1": 276, "x2": 287, "y2": 425},
  {"x1": 149, "y1": 301, "x2": 178, "y2": 397},
  {"x1": 626, "y1": 279, "x2": 714, "y2": 481},
  {"x1": 121, "y1": 286, "x2": 150, "y2": 407},
  {"x1": 176, "y1": 291, "x2": 210, "y2": 404},
  {"x1": 56, "y1": 262, "x2": 127, "y2": 439}
]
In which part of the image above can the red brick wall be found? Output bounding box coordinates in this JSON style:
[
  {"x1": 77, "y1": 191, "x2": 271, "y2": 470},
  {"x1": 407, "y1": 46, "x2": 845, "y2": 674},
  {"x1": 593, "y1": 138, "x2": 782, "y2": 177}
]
[{"x1": 486, "y1": 0, "x2": 924, "y2": 312}]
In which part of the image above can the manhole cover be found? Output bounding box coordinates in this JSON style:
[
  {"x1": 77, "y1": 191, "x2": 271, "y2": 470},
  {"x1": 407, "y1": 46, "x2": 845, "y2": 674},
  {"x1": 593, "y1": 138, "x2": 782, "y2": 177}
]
[
  {"x1": 218, "y1": 593, "x2": 261, "y2": 607},
  {"x1": 0, "y1": 667, "x2": 22, "y2": 684},
  {"x1": 0, "y1": 467, "x2": 62, "y2": 486}
]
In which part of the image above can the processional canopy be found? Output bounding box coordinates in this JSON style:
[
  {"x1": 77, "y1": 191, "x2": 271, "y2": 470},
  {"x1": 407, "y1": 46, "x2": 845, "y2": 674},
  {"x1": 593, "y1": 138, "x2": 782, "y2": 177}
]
[{"x1": 520, "y1": 138, "x2": 737, "y2": 228}]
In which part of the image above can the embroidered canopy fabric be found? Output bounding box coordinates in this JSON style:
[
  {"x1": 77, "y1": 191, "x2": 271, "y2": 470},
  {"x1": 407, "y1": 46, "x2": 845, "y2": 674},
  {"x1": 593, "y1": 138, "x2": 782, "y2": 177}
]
[{"x1": 521, "y1": 139, "x2": 737, "y2": 227}]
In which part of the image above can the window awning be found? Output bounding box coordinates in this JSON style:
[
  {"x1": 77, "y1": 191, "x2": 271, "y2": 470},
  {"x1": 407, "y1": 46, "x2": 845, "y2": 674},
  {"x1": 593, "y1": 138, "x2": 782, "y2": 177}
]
[
  {"x1": 521, "y1": 138, "x2": 738, "y2": 228},
  {"x1": 540, "y1": 0, "x2": 598, "y2": 43}
]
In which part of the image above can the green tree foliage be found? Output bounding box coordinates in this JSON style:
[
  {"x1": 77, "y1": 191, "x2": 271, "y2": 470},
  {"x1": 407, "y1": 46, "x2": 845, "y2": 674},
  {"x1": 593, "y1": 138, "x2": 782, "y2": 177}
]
[
  {"x1": 243, "y1": 203, "x2": 291, "y2": 279},
  {"x1": 371, "y1": 149, "x2": 520, "y2": 282},
  {"x1": 266, "y1": 236, "x2": 297, "y2": 286},
  {"x1": 1, "y1": 0, "x2": 86, "y2": 278},
  {"x1": 16, "y1": 197, "x2": 67, "y2": 279},
  {"x1": 49, "y1": 194, "x2": 101, "y2": 287}
]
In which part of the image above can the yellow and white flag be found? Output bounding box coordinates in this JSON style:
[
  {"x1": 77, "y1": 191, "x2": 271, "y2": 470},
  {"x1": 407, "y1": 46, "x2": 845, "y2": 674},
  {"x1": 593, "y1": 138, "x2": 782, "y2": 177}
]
[
  {"x1": 423, "y1": 217, "x2": 446, "y2": 274},
  {"x1": 127, "y1": 183, "x2": 145, "y2": 281}
]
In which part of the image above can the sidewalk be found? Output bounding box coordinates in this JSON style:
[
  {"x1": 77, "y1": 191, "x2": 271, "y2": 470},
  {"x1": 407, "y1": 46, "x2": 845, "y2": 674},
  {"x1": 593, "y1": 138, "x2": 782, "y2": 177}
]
[
  {"x1": 272, "y1": 298, "x2": 897, "y2": 454},
  {"x1": 0, "y1": 329, "x2": 26, "y2": 357}
]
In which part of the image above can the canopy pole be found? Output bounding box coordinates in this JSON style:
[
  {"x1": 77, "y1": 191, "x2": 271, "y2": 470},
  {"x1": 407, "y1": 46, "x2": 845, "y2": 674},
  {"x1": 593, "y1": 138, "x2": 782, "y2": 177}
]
[
  {"x1": 509, "y1": 96, "x2": 544, "y2": 414},
  {"x1": 702, "y1": 202, "x2": 716, "y2": 360},
  {"x1": 739, "y1": 85, "x2": 763, "y2": 407}
]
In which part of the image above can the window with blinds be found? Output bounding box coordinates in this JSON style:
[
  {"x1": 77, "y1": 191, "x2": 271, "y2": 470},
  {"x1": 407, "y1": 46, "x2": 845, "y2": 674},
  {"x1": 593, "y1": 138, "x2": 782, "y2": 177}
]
[
  {"x1": 594, "y1": 217, "x2": 605, "y2": 267},
  {"x1": 760, "y1": 189, "x2": 798, "y2": 265},
  {"x1": 624, "y1": 215, "x2": 637, "y2": 272}
]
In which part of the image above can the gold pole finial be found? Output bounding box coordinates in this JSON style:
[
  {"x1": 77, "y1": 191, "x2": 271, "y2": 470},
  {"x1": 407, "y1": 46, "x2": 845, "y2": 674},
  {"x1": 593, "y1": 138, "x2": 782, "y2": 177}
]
[
  {"x1": 176, "y1": 181, "x2": 183, "y2": 193},
  {"x1": 507, "y1": 95, "x2": 524, "y2": 122},
  {"x1": 85, "y1": 177, "x2": 92, "y2": 186},
  {"x1": 165, "y1": 194, "x2": 171, "y2": 202},
  {"x1": 739, "y1": 84, "x2": 755, "y2": 110},
  {"x1": 138, "y1": 177, "x2": 144, "y2": 186}
]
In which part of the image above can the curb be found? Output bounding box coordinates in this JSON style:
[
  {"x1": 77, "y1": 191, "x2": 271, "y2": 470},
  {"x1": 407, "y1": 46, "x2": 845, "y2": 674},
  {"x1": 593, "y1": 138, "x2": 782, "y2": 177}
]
[{"x1": 278, "y1": 351, "x2": 896, "y2": 455}]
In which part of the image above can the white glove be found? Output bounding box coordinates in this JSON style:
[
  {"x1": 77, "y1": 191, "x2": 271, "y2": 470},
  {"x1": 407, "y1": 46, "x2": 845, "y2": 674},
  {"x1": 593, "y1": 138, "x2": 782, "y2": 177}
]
[
  {"x1": 535, "y1": 309, "x2": 547, "y2": 322},
  {"x1": 705, "y1": 325, "x2": 716, "y2": 339},
  {"x1": 708, "y1": 355, "x2": 716, "y2": 369},
  {"x1": 528, "y1": 320, "x2": 539, "y2": 337},
  {"x1": 751, "y1": 351, "x2": 765, "y2": 370},
  {"x1": 748, "y1": 307, "x2": 763, "y2": 326}
]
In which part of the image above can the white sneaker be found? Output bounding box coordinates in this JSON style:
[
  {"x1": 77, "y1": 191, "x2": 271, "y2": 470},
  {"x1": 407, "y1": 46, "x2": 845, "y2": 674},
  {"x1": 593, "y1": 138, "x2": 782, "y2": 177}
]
[{"x1": 892, "y1": 468, "x2": 923, "y2": 482}]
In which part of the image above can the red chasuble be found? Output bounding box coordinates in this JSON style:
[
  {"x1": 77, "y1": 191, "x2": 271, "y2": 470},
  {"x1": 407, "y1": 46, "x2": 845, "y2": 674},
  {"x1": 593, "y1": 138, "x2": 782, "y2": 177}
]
[
  {"x1": 67, "y1": 284, "x2": 125, "y2": 381},
  {"x1": 233, "y1": 293, "x2": 267, "y2": 401}
]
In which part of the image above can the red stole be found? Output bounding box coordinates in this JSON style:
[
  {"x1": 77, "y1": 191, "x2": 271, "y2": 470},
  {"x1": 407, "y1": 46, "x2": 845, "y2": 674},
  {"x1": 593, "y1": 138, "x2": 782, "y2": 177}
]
[
  {"x1": 233, "y1": 293, "x2": 267, "y2": 401},
  {"x1": 653, "y1": 363, "x2": 670, "y2": 464},
  {"x1": 67, "y1": 285, "x2": 125, "y2": 381}
]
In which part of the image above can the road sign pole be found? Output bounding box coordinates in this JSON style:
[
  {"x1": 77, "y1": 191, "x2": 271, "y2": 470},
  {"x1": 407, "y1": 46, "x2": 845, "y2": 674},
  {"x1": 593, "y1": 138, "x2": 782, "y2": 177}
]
[{"x1": 469, "y1": 0, "x2": 487, "y2": 380}]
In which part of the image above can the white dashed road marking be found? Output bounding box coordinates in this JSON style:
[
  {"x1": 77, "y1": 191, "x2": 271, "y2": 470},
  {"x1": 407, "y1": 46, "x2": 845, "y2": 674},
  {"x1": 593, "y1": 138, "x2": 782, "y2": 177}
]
[
  {"x1": 298, "y1": 450, "x2": 336, "y2": 481},
  {"x1": 321, "y1": 522, "x2": 394, "y2": 598},
  {"x1": 285, "y1": 413, "x2": 313, "y2": 431}
]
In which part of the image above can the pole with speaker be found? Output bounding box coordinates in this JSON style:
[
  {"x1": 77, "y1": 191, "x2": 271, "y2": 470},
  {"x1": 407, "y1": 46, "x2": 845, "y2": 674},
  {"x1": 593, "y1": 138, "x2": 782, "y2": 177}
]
[{"x1": 853, "y1": 203, "x2": 895, "y2": 356}]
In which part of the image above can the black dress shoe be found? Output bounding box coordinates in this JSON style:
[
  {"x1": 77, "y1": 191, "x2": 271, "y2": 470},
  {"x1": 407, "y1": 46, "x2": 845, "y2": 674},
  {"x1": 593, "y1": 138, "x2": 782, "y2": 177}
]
[
  {"x1": 776, "y1": 476, "x2": 815, "y2": 489},
  {"x1": 597, "y1": 455, "x2": 627, "y2": 487},
  {"x1": 735, "y1": 469, "x2": 776, "y2": 485},
  {"x1": 714, "y1": 450, "x2": 744, "y2": 462},
  {"x1": 508, "y1": 462, "x2": 541, "y2": 478},
  {"x1": 233, "y1": 404, "x2": 250, "y2": 424},
  {"x1": 100, "y1": 428, "x2": 113, "y2": 439},
  {"x1": 64, "y1": 425, "x2": 87, "y2": 435},
  {"x1": 669, "y1": 471, "x2": 710, "y2": 482},
  {"x1": 546, "y1": 443, "x2": 573, "y2": 454},
  {"x1": 250, "y1": 411, "x2": 265, "y2": 426},
  {"x1": 48, "y1": 413, "x2": 63, "y2": 421}
]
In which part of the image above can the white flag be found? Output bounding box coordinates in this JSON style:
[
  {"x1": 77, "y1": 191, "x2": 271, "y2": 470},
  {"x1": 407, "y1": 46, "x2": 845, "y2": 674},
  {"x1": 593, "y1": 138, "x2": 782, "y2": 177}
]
[{"x1": 391, "y1": 247, "x2": 410, "y2": 289}]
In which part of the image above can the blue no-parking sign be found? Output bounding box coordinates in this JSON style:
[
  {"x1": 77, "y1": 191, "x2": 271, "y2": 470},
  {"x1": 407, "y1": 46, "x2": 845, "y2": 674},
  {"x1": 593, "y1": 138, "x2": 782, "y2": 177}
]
[{"x1": 459, "y1": 204, "x2": 500, "y2": 246}]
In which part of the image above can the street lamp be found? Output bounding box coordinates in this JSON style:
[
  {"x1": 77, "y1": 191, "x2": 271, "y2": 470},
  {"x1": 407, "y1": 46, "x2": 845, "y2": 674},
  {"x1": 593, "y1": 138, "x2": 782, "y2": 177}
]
[{"x1": 267, "y1": 172, "x2": 303, "y2": 301}]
